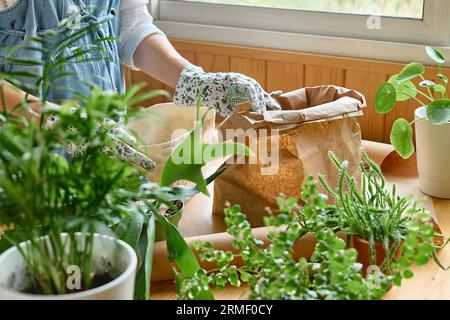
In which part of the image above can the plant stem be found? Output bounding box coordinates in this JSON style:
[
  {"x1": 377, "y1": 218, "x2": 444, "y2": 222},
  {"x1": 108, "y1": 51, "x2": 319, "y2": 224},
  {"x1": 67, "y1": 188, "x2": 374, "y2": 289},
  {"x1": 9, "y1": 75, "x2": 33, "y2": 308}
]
[
  {"x1": 398, "y1": 91, "x2": 427, "y2": 106},
  {"x1": 412, "y1": 87, "x2": 434, "y2": 102},
  {"x1": 419, "y1": 75, "x2": 434, "y2": 99}
]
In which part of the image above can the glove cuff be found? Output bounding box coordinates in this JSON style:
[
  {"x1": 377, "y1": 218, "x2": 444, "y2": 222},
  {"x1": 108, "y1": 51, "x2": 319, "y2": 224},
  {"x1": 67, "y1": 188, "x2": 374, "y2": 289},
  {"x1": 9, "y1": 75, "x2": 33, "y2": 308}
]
[{"x1": 174, "y1": 64, "x2": 205, "y2": 107}]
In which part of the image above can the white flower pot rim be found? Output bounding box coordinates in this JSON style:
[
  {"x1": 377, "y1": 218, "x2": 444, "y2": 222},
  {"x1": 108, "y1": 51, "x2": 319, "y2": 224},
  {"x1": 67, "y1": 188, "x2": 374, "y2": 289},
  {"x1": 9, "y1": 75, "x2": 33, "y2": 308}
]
[
  {"x1": 0, "y1": 233, "x2": 137, "y2": 299},
  {"x1": 415, "y1": 106, "x2": 450, "y2": 124}
]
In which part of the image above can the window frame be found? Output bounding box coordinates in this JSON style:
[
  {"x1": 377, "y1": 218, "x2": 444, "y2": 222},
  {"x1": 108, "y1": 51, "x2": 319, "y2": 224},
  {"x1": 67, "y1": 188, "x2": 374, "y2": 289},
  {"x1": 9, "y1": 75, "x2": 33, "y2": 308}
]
[
  {"x1": 156, "y1": 0, "x2": 450, "y2": 46},
  {"x1": 152, "y1": 0, "x2": 450, "y2": 65}
]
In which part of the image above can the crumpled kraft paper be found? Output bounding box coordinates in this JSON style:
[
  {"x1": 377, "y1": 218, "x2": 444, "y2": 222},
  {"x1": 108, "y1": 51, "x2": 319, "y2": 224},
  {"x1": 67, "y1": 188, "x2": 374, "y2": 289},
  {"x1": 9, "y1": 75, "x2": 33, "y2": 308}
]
[{"x1": 213, "y1": 85, "x2": 366, "y2": 226}]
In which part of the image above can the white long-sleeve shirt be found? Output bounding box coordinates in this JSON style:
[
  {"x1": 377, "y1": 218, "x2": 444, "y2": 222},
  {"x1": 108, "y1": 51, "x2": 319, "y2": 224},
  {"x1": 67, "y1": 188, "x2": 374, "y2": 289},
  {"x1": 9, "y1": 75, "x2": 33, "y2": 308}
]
[
  {"x1": 0, "y1": 0, "x2": 165, "y2": 68},
  {"x1": 120, "y1": 0, "x2": 166, "y2": 68}
]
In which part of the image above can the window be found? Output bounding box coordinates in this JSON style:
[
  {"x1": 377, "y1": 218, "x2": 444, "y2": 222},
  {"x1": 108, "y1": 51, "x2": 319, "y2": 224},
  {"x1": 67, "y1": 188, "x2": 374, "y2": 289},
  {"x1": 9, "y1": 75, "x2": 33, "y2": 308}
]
[
  {"x1": 155, "y1": 0, "x2": 450, "y2": 63},
  {"x1": 180, "y1": 0, "x2": 425, "y2": 19}
]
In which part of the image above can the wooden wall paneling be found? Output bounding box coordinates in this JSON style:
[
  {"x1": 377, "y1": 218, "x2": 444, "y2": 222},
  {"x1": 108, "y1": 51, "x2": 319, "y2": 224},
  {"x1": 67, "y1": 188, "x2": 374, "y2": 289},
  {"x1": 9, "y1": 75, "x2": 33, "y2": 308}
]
[
  {"x1": 178, "y1": 50, "x2": 196, "y2": 64},
  {"x1": 345, "y1": 70, "x2": 388, "y2": 142},
  {"x1": 196, "y1": 53, "x2": 230, "y2": 72},
  {"x1": 130, "y1": 70, "x2": 168, "y2": 106},
  {"x1": 304, "y1": 65, "x2": 345, "y2": 87},
  {"x1": 266, "y1": 61, "x2": 305, "y2": 93},
  {"x1": 171, "y1": 39, "x2": 416, "y2": 75},
  {"x1": 125, "y1": 39, "x2": 450, "y2": 143},
  {"x1": 123, "y1": 67, "x2": 132, "y2": 88},
  {"x1": 230, "y1": 57, "x2": 266, "y2": 88}
]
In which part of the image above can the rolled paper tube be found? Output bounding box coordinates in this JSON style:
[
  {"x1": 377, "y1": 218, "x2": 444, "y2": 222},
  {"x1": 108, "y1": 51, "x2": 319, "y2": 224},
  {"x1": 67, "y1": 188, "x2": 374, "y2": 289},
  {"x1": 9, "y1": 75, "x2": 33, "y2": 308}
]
[
  {"x1": 361, "y1": 140, "x2": 395, "y2": 168},
  {"x1": 151, "y1": 226, "x2": 321, "y2": 282}
]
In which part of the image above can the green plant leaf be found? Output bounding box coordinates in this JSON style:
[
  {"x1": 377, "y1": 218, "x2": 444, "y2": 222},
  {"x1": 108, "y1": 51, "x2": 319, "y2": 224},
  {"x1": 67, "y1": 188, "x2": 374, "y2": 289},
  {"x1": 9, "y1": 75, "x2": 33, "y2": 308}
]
[
  {"x1": 160, "y1": 123, "x2": 250, "y2": 196},
  {"x1": 375, "y1": 83, "x2": 397, "y2": 114},
  {"x1": 433, "y1": 84, "x2": 447, "y2": 94},
  {"x1": 419, "y1": 80, "x2": 437, "y2": 87},
  {"x1": 397, "y1": 63, "x2": 425, "y2": 84},
  {"x1": 425, "y1": 47, "x2": 446, "y2": 64},
  {"x1": 390, "y1": 118, "x2": 415, "y2": 159},
  {"x1": 427, "y1": 100, "x2": 450, "y2": 125},
  {"x1": 155, "y1": 211, "x2": 214, "y2": 300},
  {"x1": 389, "y1": 75, "x2": 417, "y2": 102},
  {"x1": 134, "y1": 215, "x2": 155, "y2": 300},
  {"x1": 403, "y1": 269, "x2": 414, "y2": 279},
  {"x1": 168, "y1": 167, "x2": 227, "y2": 200},
  {"x1": 115, "y1": 204, "x2": 145, "y2": 251},
  {"x1": 438, "y1": 73, "x2": 449, "y2": 84}
]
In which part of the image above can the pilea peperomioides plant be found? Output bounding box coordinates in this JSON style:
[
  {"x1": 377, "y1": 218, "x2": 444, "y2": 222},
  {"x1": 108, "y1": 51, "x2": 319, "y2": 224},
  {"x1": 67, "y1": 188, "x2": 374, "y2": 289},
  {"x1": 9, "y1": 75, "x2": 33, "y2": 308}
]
[{"x1": 375, "y1": 46, "x2": 449, "y2": 159}]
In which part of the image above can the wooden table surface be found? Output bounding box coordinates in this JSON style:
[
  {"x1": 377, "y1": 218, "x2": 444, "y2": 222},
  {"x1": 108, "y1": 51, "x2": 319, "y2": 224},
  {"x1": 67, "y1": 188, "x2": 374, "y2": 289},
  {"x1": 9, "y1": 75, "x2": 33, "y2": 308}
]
[{"x1": 151, "y1": 197, "x2": 450, "y2": 300}]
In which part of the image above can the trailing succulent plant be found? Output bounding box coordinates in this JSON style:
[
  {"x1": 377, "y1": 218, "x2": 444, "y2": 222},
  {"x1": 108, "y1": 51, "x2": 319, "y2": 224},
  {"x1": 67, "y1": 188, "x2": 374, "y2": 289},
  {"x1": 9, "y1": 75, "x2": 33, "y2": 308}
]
[{"x1": 178, "y1": 199, "x2": 389, "y2": 300}]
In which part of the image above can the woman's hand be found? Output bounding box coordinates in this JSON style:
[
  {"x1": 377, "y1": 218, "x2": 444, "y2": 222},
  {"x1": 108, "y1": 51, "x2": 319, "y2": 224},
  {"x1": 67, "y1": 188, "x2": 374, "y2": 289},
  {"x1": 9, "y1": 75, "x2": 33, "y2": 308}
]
[
  {"x1": 46, "y1": 111, "x2": 156, "y2": 172},
  {"x1": 174, "y1": 65, "x2": 281, "y2": 117}
]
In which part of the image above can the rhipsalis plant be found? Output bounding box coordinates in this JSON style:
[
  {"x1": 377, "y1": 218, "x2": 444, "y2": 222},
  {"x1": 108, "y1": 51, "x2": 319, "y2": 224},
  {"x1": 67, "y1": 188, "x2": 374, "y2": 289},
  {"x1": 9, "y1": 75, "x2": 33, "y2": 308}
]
[
  {"x1": 317, "y1": 151, "x2": 449, "y2": 281},
  {"x1": 375, "y1": 46, "x2": 449, "y2": 159}
]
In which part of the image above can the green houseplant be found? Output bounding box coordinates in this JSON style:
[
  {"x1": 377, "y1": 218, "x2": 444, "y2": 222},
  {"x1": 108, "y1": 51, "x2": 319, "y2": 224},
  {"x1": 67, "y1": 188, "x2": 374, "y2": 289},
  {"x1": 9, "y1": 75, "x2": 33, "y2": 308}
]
[
  {"x1": 0, "y1": 16, "x2": 249, "y2": 300},
  {"x1": 115, "y1": 94, "x2": 250, "y2": 300},
  {"x1": 375, "y1": 46, "x2": 450, "y2": 198},
  {"x1": 0, "y1": 16, "x2": 151, "y2": 299},
  {"x1": 318, "y1": 151, "x2": 448, "y2": 279},
  {"x1": 177, "y1": 152, "x2": 449, "y2": 300},
  {"x1": 0, "y1": 86, "x2": 144, "y2": 298},
  {"x1": 0, "y1": 85, "x2": 242, "y2": 300},
  {"x1": 178, "y1": 195, "x2": 390, "y2": 300}
]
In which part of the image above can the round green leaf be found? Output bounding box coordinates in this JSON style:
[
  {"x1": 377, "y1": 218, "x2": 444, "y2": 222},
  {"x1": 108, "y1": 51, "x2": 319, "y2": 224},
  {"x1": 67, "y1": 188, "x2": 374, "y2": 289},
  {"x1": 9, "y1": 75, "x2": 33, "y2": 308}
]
[
  {"x1": 389, "y1": 75, "x2": 417, "y2": 102},
  {"x1": 390, "y1": 118, "x2": 415, "y2": 159},
  {"x1": 397, "y1": 62, "x2": 425, "y2": 84},
  {"x1": 419, "y1": 80, "x2": 437, "y2": 87},
  {"x1": 426, "y1": 46, "x2": 446, "y2": 64},
  {"x1": 403, "y1": 269, "x2": 414, "y2": 279},
  {"x1": 414, "y1": 254, "x2": 429, "y2": 266},
  {"x1": 427, "y1": 99, "x2": 450, "y2": 125},
  {"x1": 433, "y1": 84, "x2": 446, "y2": 94},
  {"x1": 375, "y1": 82, "x2": 396, "y2": 114}
]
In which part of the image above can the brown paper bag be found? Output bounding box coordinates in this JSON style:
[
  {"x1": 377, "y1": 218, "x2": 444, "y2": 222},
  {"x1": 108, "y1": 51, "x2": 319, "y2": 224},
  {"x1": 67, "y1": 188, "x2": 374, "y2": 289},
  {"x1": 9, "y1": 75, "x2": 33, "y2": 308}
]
[{"x1": 213, "y1": 85, "x2": 366, "y2": 226}]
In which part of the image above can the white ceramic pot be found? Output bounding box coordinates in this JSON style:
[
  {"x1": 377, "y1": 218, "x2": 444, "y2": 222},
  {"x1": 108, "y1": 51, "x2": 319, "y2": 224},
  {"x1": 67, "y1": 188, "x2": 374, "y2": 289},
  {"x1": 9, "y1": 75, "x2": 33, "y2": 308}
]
[
  {"x1": 415, "y1": 106, "x2": 450, "y2": 199},
  {"x1": 0, "y1": 234, "x2": 137, "y2": 300}
]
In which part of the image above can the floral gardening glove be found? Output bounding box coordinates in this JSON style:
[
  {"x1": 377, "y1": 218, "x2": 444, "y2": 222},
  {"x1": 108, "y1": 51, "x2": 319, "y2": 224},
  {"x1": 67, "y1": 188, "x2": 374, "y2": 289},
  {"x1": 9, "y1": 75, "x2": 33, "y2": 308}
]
[
  {"x1": 174, "y1": 65, "x2": 282, "y2": 117},
  {"x1": 46, "y1": 110, "x2": 156, "y2": 172}
]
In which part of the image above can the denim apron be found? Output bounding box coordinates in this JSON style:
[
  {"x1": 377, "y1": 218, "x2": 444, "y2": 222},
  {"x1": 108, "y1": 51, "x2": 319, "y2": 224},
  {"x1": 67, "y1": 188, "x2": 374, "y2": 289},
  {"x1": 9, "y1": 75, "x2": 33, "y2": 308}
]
[{"x1": 0, "y1": 0, "x2": 124, "y2": 102}]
